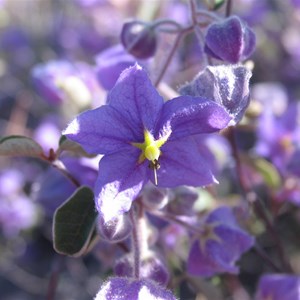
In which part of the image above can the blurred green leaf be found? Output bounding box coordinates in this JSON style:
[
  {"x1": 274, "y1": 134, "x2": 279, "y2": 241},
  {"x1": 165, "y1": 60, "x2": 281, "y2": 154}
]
[
  {"x1": 57, "y1": 135, "x2": 96, "y2": 158},
  {"x1": 53, "y1": 186, "x2": 98, "y2": 257},
  {"x1": 253, "y1": 158, "x2": 282, "y2": 189},
  {"x1": 204, "y1": 0, "x2": 225, "y2": 10},
  {"x1": 0, "y1": 135, "x2": 44, "y2": 157}
]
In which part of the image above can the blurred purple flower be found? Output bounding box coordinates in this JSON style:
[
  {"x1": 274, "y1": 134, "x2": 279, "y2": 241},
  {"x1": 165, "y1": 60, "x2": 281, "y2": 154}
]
[
  {"x1": 180, "y1": 64, "x2": 252, "y2": 124},
  {"x1": 64, "y1": 64, "x2": 231, "y2": 222},
  {"x1": 187, "y1": 206, "x2": 254, "y2": 277},
  {"x1": 95, "y1": 44, "x2": 138, "y2": 90},
  {"x1": 31, "y1": 60, "x2": 100, "y2": 106},
  {"x1": 94, "y1": 277, "x2": 176, "y2": 300},
  {"x1": 0, "y1": 169, "x2": 38, "y2": 237},
  {"x1": 255, "y1": 274, "x2": 300, "y2": 300},
  {"x1": 33, "y1": 116, "x2": 62, "y2": 153},
  {"x1": 255, "y1": 101, "x2": 300, "y2": 174},
  {"x1": 0, "y1": 25, "x2": 34, "y2": 69},
  {"x1": 204, "y1": 16, "x2": 256, "y2": 64},
  {"x1": 234, "y1": 0, "x2": 269, "y2": 26}
]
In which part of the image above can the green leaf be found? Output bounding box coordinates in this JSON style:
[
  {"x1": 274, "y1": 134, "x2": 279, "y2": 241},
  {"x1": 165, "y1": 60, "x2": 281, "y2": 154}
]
[
  {"x1": 0, "y1": 135, "x2": 44, "y2": 157},
  {"x1": 204, "y1": 0, "x2": 225, "y2": 10},
  {"x1": 253, "y1": 158, "x2": 282, "y2": 189},
  {"x1": 213, "y1": 0, "x2": 225, "y2": 10},
  {"x1": 53, "y1": 186, "x2": 98, "y2": 257},
  {"x1": 57, "y1": 135, "x2": 96, "y2": 158}
]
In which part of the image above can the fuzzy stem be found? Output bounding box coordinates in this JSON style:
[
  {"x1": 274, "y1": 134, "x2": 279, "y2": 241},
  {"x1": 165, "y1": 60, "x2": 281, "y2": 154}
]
[
  {"x1": 129, "y1": 207, "x2": 141, "y2": 279},
  {"x1": 149, "y1": 209, "x2": 203, "y2": 235}
]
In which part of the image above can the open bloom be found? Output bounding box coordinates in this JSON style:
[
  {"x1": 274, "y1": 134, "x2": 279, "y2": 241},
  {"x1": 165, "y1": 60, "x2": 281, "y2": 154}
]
[
  {"x1": 187, "y1": 206, "x2": 254, "y2": 277},
  {"x1": 64, "y1": 64, "x2": 231, "y2": 222}
]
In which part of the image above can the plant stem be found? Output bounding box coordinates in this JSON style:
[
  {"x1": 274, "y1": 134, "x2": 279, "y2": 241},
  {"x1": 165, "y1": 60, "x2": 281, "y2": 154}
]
[
  {"x1": 129, "y1": 207, "x2": 141, "y2": 279},
  {"x1": 154, "y1": 25, "x2": 193, "y2": 87},
  {"x1": 51, "y1": 159, "x2": 81, "y2": 187},
  {"x1": 46, "y1": 254, "x2": 65, "y2": 300},
  {"x1": 225, "y1": 0, "x2": 232, "y2": 17},
  {"x1": 225, "y1": 126, "x2": 292, "y2": 272}
]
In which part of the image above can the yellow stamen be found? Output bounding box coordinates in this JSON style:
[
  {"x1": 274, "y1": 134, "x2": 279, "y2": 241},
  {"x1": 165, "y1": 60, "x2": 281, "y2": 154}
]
[{"x1": 131, "y1": 130, "x2": 170, "y2": 185}]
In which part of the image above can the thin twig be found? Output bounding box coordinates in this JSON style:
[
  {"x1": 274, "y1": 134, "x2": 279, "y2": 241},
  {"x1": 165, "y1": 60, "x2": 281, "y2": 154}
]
[
  {"x1": 154, "y1": 26, "x2": 193, "y2": 87},
  {"x1": 46, "y1": 254, "x2": 65, "y2": 300},
  {"x1": 225, "y1": 0, "x2": 232, "y2": 17}
]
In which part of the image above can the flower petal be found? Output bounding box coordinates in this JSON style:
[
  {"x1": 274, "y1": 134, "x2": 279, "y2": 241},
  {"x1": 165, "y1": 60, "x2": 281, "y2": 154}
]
[
  {"x1": 108, "y1": 64, "x2": 164, "y2": 135},
  {"x1": 94, "y1": 147, "x2": 150, "y2": 223},
  {"x1": 156, "y1": 96, "x2": 231, "y2": 141},
  {"x1": 63, "y1": 105, "x2": 140, "y2": 155},
  {"x1": 155, "y1": 135, "x2": 218, "y2": 187},
  {"x1": 95, "y1": 277, "x2": 177, "y2": 300}
]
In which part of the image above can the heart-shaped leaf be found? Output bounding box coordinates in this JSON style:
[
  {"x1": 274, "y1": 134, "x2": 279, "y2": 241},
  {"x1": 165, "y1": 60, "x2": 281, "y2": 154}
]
[
  {"x1": 53, "y1": 186, "x2": 98, "y2": 257},
  {"x1": 0, "y1": 135, "x2": 44, "y2": 157}
]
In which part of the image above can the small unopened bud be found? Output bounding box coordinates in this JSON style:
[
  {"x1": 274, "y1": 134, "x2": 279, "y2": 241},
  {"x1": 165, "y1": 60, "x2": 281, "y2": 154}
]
[
  {"x1": 97, "y1": 214, "x2": 132, "y2": 243},
  {"x1": 142, "y1": 184, "x2": 169, "y2": 210},
  {"x1": 167, "y1": 186, "x2": 198, "y2": 216},
  {"x1": 204, "y1": 15, "x2": 256, "y2": 63},
  {"x1": 121, "y1": 20, "x2": 157, "y2": 59}
]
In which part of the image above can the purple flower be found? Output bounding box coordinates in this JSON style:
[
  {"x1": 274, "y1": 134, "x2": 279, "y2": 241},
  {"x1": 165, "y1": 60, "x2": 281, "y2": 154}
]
[
  {"x1": 95, "y1": 44, "x2": 138, "y2": 90},
  {"x1": 0, "y1": 169, "x2": 38, "y2": 236},
  {"x1": 187, "y1": 206, "x2": 254, "y2": 277},
  {"x1": 204, "y1": 16, "x2": 256, "y2": 63},
  {"x1": 64, "y1": 64, "x2": 231, "y2": 222},
  {"x1": 180, "y1": 65, "x2": 252, "y2": 124},
  {"x1": 94, "y1": 277, "x2": 177, "y2": 300},
  {"x1": 31, "y1": 60, "x2": 100, "y2": 106},
  {"x1": 255, "y1": 101, "x2": 300, "y2": 174},
  {"x1": 33, "y1": 115, "x2": 62, "y2": 153},
  {"x1": 255, "y1": 274, "x2": 300, "y2": 300}
]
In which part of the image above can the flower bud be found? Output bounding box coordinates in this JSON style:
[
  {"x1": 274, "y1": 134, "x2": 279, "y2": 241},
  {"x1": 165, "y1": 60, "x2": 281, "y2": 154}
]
[
  {"x1": 121, "y1": 20, "x2": 157, "y2": 59},
  {"x1": 167, "y1": 186, "x2": 198, "y2": 216},
  {"x1": 97, "y1": 214, "x2": 132, "y2": 243},
  {"x1": 141, "y1": 184, "x2": 169, "y2": 210},
  {"x1": 204, "y1": 16, "x2": 256, "y2": 63}
]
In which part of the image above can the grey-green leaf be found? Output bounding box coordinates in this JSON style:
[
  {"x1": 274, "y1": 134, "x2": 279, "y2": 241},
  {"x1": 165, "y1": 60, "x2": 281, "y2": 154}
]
[
  {"x1": 53, "y1": 186, "x2": 98, "y2": 257},
  {"x1": 57, "y1": 135, "x2": 96, "y2": 158},
  {"x1": 0, "y1": 135, "x2": 44, "y2": 157}
]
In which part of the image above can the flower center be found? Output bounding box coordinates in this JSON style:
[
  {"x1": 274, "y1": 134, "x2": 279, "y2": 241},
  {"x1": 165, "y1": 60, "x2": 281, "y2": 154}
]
[{"x1": 132, "y1": 130, "x2": 170, "y2": 185}]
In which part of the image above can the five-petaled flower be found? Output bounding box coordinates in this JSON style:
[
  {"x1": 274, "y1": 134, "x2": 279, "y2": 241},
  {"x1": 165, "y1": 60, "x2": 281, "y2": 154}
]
[{"x1": 64, "y1": 64, "x2": 231, "y2": 222}]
